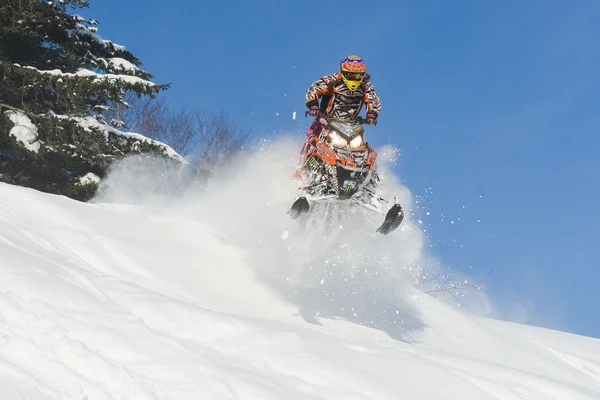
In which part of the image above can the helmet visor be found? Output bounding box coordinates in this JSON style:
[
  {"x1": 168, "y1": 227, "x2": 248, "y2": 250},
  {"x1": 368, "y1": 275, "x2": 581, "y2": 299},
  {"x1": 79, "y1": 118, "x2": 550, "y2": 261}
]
[{"x1": 342, "y1": 71, "x2": 365, "y2": 81}]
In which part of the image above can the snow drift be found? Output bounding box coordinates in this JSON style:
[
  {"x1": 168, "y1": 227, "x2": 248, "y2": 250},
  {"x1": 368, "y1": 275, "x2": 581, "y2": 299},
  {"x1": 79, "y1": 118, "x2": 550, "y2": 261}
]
[{"x1": 0, "y1": 140, "x2": 599, "y2": 399}]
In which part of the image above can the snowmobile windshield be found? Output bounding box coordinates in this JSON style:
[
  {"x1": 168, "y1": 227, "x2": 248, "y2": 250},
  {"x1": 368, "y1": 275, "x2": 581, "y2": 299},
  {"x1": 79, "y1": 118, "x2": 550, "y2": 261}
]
[{"x1": 329, "y1": 120, "x2": 364, "y2": 138}]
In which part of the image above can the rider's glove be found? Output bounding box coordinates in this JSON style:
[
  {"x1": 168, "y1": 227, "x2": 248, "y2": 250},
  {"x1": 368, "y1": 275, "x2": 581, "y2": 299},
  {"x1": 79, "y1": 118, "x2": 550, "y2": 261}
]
[
  {"x1": 307, "y1": 106, "x2": 321, "y2": 118},
  {"x1": 366, "y1": 111, "x2": 378, "y2": 126}
]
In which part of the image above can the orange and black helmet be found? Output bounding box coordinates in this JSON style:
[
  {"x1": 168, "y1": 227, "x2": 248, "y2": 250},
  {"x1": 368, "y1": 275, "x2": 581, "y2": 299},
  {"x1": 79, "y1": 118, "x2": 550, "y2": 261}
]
[{"x1": 340, "y1": 55, "x2": 366, "y2": 91}]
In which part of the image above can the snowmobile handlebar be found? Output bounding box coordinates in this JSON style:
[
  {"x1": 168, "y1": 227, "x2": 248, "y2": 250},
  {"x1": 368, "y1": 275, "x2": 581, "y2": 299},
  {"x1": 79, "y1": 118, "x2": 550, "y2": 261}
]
[{"x1": 304, "y1": 110, "x2": 367, "y2": 125}]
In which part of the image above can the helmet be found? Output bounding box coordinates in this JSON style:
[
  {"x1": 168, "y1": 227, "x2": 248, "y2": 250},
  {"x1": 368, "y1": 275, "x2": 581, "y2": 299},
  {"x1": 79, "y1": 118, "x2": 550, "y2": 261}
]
[{"x1": 340, "y1": 55, "x2": 366, "y2": 91}]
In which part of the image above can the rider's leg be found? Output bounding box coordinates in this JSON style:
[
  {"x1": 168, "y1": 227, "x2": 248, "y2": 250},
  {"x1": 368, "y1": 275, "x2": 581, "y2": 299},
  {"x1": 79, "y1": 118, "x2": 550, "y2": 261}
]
[{"x1": 306, "y1": 119, "x2": 325, "y2": 139}]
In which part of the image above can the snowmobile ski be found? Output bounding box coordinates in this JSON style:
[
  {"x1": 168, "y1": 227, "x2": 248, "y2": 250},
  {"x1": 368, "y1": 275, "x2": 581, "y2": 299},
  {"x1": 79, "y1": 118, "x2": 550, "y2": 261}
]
[
  {"x1": 288, "y1": 196, "x2": 310, "y2": 220},
  {"x1": 376, "y1": 203, "x2": 404, "y2": 235}
]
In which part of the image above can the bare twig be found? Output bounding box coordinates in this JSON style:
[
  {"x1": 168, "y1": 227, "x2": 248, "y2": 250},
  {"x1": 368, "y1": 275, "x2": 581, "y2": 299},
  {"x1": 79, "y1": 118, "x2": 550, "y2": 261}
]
[
  {"x1": 424, "y1": 265, "x2": 501, "y2": 301},
  {"x1": 104, "y1": 96, "x2": 248, "y2": 166},
  {"x1": 0, "y1": 103, "x2": 26, "y2": 113}
]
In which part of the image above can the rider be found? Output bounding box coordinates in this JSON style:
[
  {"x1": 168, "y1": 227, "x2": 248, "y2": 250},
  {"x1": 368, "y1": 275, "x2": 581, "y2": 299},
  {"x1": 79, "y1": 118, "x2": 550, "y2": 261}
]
[{"x1": 305, "y1": 55, "x2": 381, "y2": 138}]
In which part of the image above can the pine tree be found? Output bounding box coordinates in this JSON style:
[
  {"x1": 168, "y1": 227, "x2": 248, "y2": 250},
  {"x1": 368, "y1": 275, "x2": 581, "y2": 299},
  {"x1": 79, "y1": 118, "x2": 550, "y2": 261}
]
[{"x1": 0, "y1": 0, "x2": 177, "y2": 201}]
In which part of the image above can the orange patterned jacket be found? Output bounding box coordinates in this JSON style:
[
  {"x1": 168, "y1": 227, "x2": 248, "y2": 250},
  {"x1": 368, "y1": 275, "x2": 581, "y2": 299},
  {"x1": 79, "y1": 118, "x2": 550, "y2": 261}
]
[{"x1": 305, "y1": 72, "x2": 381, "y2": 121}]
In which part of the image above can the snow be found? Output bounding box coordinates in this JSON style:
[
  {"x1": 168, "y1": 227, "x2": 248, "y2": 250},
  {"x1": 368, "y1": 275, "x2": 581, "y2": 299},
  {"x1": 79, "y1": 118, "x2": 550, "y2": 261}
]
[
  {"x1": 78, "y1": 172, "x2": 101, "y2": 185},
  {"x1": 106, "y1": 57, "x2": 139, "y2": 73},
  {"x1": 95, "y1": 57, "x2": 141, "y2": 74},
  {"x1": 0, "y1": 142, "x2": 599, "y2": 399},
  {"x1": 67, "y1": 28, "x2": 126, "y2": 51},
  {"x1": 5, "y1": 111, "x2": 41, "y2": 153},
  {"x1": 18, "y1": 65, "x2": 154, "y2": 88}
]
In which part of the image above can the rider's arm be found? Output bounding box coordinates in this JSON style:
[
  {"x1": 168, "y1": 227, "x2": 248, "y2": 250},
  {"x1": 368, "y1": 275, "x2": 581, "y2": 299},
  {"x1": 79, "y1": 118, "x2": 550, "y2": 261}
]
[
  {"x1": 306, "y1": 73, "x2": 338, "y2": 109},
  {"x1": 363, "y1": 79, "x2": 381, "y2": 118}
]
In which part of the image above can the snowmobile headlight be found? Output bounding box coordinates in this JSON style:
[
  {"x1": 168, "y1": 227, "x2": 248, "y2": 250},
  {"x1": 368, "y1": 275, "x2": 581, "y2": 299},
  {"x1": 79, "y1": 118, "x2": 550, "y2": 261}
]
[
  {"x1": 329, "y1": 131, "x2": 348, "y2": 148},
  {"x1": 349, "y1": 135, "x2": 363, "y2": 149}
]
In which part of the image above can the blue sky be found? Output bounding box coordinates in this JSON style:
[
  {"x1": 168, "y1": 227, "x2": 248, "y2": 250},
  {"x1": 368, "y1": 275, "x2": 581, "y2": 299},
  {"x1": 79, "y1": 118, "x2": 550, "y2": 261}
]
[{"x1": 88, "y1": 1, "x2": 600, "y2": 337}]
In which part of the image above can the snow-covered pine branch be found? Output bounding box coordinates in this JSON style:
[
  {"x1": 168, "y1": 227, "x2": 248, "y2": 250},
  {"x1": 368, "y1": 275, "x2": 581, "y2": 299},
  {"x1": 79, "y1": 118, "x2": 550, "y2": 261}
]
[{"x1": 0, "y1": 0, "x2": 175, "y2": 201}]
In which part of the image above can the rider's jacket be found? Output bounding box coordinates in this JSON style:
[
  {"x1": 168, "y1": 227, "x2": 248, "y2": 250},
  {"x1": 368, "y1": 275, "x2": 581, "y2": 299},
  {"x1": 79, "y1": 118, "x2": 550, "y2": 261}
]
[{"x1": 305, "y1": 72, "x2": 381, "y2": 121}]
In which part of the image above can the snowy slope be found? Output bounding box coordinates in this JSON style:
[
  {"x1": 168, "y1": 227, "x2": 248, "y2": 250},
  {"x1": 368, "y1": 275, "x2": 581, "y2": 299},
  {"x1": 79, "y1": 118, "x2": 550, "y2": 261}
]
[{"x1": 1, "y1": 142, "x2": 600, "y2": 399}]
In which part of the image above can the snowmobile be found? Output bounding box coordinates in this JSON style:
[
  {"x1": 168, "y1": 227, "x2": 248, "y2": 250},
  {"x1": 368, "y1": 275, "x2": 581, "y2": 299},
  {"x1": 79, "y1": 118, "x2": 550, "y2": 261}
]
[{"x1": 288, "y1": 112, "x2": 404, "y2": 235}]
